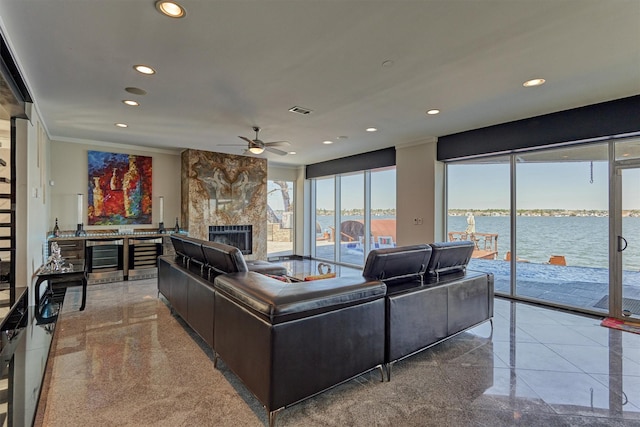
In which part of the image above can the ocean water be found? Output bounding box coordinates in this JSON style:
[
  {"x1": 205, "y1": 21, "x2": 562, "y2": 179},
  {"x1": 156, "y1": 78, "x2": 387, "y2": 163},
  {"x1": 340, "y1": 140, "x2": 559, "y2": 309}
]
[
  {"x1": 448, "y1": 215, "x2": 640, "y2": 270},
  {"x1": 317, "y1": 215, "x2": 640, "y2": 271}
]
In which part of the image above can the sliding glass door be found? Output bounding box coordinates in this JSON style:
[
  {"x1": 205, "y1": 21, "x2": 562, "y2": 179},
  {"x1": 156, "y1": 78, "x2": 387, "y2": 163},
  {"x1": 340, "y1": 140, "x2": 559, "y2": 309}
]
[
  {"x1": 617, "y1": 167, "x2": 640, "y2": 321},
  {"x1": 613, "y1": 139, "x2": 640, "y2": 321},
  {"x1": 446, "y1": 142, "x2": 621, "y2": 315},
  {"x1": 514, "y1": 144, "x2": 609, "y2": 310}
]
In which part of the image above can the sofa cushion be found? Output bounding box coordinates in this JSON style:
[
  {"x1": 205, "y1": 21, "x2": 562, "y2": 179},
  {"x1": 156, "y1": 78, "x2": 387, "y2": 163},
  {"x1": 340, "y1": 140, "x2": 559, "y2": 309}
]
[
  {"x1": 426, "y1": 241, "x2": 474, "y2": 277},
  {"x1": 214, "y1": 271, "x2": 386, "y2": 324},
  {"x1": 362, "y1": 244, "x2": 431, "y2": 285}
]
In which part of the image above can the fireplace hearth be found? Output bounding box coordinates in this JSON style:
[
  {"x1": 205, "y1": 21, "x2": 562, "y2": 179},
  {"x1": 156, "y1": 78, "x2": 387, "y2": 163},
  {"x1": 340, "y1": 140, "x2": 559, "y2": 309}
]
[{"x1": 209, "y1": 225, "x2": 253, "y2": 255}]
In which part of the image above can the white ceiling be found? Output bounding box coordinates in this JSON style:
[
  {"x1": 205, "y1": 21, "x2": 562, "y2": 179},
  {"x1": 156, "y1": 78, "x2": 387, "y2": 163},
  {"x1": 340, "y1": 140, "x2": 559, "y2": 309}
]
[{"x1": 0, "y1": 1, "x2": 638, "y2": 166}]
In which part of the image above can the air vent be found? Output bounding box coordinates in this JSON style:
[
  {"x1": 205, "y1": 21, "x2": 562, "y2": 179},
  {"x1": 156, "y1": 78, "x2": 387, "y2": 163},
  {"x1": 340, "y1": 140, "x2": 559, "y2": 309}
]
[{"x1": 288, "y1": 106, "x2": 313, "y2": 115}]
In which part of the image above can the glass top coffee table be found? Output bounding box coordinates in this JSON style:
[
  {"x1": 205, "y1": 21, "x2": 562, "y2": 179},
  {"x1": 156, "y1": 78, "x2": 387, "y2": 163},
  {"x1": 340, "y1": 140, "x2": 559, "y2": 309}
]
[{"x1": 276, "y1": 259, "x2": 362, "y2": 282}]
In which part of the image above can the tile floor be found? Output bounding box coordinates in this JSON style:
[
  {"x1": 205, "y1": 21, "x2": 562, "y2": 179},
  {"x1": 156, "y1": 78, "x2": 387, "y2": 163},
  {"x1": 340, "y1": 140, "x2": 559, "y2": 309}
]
[{"x1": 37, "y1": 278, "x2": 640, "y2": 426}]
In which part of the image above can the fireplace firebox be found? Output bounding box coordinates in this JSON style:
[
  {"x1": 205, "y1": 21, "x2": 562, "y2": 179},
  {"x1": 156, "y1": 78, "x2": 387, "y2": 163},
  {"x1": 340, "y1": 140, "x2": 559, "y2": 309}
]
[{"x1": 209, "y1": 225, "x2": 253, "y2": 255}]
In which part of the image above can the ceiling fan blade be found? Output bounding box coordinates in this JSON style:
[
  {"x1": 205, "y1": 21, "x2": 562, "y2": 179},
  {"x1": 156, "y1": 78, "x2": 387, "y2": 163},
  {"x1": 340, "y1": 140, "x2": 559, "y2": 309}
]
[
  {"x1": 238, "y1": 136, "x2": 254, "y2": 144},
  {"x1": 265, "y1": 141, "x2": 290, "y2": 147},
  {"x1": 266, "y1": 147, "x2": 288, "y2": 156}
]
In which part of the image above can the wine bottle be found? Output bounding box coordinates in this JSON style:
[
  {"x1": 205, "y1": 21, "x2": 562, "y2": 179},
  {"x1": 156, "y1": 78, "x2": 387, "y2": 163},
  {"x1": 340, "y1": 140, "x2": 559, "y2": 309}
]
[
  {"x1": 174, "y1": 217, "x2": 180, "y2": 233},
  {"x1": 53, "y1": 218, "x2": 60, "y2": 237}
]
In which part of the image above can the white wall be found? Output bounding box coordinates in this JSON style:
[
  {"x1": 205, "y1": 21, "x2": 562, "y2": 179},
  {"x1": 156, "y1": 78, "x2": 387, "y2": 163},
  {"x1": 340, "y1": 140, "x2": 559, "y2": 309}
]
[
  {"x1": 15, "y1": 111, "x2": 50, "y2": 303},
  {"x1": 395, "y1": 138, "x2": 444, "y2": 246},
  {"x1": 50, "y1": 140, "x2": 181, "y2": 232}
]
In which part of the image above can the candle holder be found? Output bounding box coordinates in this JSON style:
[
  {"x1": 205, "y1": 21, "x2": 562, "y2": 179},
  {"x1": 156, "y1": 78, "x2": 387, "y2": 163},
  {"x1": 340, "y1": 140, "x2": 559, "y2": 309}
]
[
  {"x1": 75, "y1": 223, "x2": 87, "y2": 237},
  {"x1": 158, "y1": 196, "x2": 165, "y2": 233},
  {"x1": 76, "y1": 193, "x2": 85, "y2": 236}
]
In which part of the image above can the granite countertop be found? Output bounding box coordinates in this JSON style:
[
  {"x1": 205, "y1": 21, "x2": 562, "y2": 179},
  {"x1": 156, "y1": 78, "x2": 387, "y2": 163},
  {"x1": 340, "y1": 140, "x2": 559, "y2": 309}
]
[{"x1": 48, "y1": 230, "x2": 187, "y2": 240}]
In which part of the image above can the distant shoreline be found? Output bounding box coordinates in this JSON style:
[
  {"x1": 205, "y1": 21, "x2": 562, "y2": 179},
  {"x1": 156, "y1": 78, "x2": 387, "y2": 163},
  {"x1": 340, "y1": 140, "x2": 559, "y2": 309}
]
[
  {"x1": 309, "y1": 209, "x2": 640, "y2": 218},
  {"x1": 316, "y1": 209, "x2": 640, "y2": 217},
  {"x1": 448, "y1": 209, "x2": 640, "y2": 217}
]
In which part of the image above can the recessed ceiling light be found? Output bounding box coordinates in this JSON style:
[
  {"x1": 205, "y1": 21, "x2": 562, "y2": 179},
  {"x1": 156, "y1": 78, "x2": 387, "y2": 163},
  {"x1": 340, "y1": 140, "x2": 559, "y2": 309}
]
[
  {"x1": 426, "y1": 109, "x2": 440, "y2": 115},
  {"x1": 125, "y1": 87, "x2": 147, "y2": 95},
  {"x1": 115, "y1": 123, "x2": 128, "y2": 128},
  {"x1": 122, "y1": 100, "x2": 140, "y2": 106},
  {"x1": 523, "y1": 78, "x2": 545, "y2": 87},
  {"x1": 134, "y1": 64, "x2": 156, "y2": 75},
  {"x1": 323, "y1": 140, "x2": 334, "y2": 145},
  {"x1": 366, "y1": 127, "x2": 378, "y2": 132},
  {"x1": 155, "y1": 1, "x2": 186, "y2": 18},
  {"x1": 336, "y1": 135, "x2": 348, "y2": 140},
  {"x1": 289, "y1": 151, "x2": 297, "y2": 155}
]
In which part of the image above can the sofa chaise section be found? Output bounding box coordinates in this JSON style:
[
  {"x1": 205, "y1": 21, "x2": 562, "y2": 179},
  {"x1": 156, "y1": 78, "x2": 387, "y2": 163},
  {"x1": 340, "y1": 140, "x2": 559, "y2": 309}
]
[{"x1": 212, "y1": 271, "x2": 387, "y2": 426}]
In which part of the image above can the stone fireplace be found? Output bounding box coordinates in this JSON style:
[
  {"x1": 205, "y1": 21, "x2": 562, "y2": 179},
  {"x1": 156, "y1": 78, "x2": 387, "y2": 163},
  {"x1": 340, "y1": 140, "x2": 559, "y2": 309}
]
[{"x1": 181, "y1": 149, "x2": 267, "y2": 259}]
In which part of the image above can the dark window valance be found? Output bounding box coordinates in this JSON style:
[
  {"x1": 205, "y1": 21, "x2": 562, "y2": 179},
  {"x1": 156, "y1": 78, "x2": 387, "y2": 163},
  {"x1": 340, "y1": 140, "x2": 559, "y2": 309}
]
[
  {"x1": 306, "y1": 147, "x2": 395, "y2": 179},
  {"x1": 438, "y1": 94, "x2": 640, "y2": 161}
]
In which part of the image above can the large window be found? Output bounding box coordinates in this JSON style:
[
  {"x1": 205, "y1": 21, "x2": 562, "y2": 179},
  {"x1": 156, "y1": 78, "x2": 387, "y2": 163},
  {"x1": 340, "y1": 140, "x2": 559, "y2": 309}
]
[
  {"x1": 446, "y1": 143, "x2": 613, "y2": 315},
  {"x1": 313, "y1": 167, "x2": 396, "y2": 267},
  {"x1": 339, "y1": 172, "x2": 364, "y2": 265},
  {"x1": 371, "y1": 167, "x2": 396, "y2": 249},
  {"x1": 447, "y1": 156, "x2": 510, "y2": 293},
  {"x1": 314, "y1": 177, "x2": 335, "y2": 261},
  {"x1": 267, "y1": 179, "x2": 294, "y2": 257}
]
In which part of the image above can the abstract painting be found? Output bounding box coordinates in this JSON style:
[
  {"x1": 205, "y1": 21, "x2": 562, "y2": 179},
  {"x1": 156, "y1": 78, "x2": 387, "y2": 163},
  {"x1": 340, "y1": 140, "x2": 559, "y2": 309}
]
[{"x1": 88, "y1": 151, "x2": 152, "y2": 225}]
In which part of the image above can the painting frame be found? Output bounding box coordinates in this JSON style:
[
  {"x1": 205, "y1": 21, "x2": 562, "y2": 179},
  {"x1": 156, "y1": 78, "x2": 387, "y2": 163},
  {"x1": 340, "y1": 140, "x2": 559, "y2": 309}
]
[{"x1": 87, "y1": 151, "x2": 152, "y2": 225}]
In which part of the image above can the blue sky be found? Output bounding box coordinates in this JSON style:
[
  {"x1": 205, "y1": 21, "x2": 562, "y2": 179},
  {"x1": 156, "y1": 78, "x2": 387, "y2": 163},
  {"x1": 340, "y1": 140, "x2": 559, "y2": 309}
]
[
  {"x1": 269, "y1": 162, "x2": 640, "y2": 212},
  {"x1": 315, "y1": 169, "x2": 396, "y2": 210},
  {"x1": 448, "y1": 161, "x2": 618, "y2": 210},
  {"x1": 269, "y1": 168, "x2": 397, "y2": 211}
]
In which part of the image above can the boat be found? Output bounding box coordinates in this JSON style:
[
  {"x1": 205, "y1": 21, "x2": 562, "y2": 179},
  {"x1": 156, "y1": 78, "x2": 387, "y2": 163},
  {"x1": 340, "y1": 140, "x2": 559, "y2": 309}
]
[{"x1": 448, "y1": 231, "x2": 499, "y2": 260}]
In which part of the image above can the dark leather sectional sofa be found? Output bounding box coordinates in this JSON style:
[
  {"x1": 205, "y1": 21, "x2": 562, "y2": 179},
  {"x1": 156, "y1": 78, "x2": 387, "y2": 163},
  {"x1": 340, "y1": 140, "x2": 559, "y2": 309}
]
[
  {"x1": 158, "y1": 235, "x2": 288, "y2": 347},
  {"x1": 158, "y1": 236, "x2": 493, "y2": 426}
]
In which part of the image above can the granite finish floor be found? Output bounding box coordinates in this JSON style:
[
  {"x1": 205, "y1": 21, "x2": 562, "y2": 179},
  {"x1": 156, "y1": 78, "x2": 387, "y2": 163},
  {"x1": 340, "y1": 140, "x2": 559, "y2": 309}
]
[{"x1": 37, "y1": 278, "x2": 640, "y2": 426}]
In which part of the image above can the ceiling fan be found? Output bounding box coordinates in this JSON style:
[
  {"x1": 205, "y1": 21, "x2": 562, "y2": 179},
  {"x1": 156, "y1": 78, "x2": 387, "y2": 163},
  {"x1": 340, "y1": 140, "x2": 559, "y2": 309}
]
[{"x1": 219, "y1": 127, "x2": 290, "y2": 156}]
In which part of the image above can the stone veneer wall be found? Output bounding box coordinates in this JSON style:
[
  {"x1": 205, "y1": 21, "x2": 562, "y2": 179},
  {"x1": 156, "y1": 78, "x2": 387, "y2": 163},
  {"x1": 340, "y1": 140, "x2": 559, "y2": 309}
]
[{"x1": 181, "y1": 149, "x2": 267, "y2": 260}]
